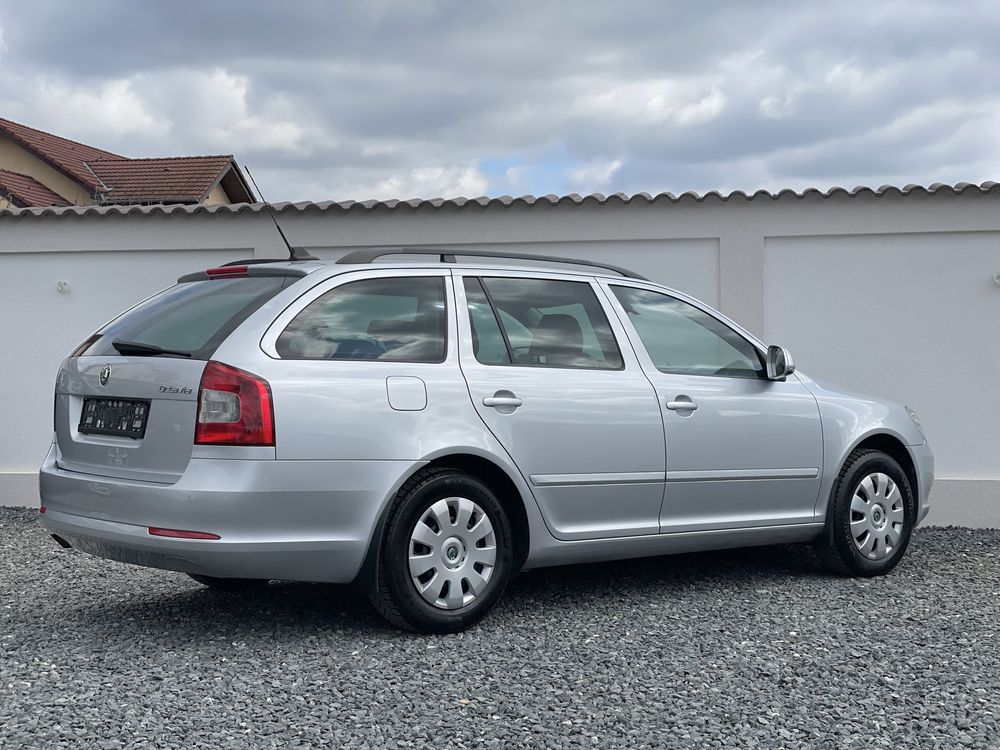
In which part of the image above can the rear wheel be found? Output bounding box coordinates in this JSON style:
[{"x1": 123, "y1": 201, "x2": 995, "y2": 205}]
[
  {"x1": 370, "y1": 468, "x2": 513, "y2": 633},
  {"x1": 187, "y1": 573, "x2": 268, "y2": 590},
  {"x1": 815, "y1": 448, "x2": 916, "y2": 576}
]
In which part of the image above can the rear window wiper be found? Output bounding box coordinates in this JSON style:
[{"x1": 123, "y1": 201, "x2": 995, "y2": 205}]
[{"x1": 111, "y1": 340, "x2": 192, "y2": 358}]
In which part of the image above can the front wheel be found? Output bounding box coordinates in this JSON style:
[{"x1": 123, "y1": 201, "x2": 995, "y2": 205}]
[
  {"x1": 370, "y1": 468, "x2": 514, "y2": 633},
  {"x1": 815, "y1": 448, "x2": 916, "y2": 576}
]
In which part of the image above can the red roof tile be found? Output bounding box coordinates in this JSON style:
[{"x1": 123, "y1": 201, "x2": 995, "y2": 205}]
[
  {"x1": 0, "y1": 169, "x2": 72, "y2": 207},
  {"x1": 0, "y1": 117, "x2": 256, "y2": 205},
  {"x1": 88, "y1": 155, "x2": 235, "y2": 203},
  {"x1": 0, "y1": 118, "x2": 120, "y2": 193}
]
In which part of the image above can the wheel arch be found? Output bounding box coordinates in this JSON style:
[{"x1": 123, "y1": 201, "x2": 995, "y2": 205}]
[
  {"x1": 353, "y1": 451, "x2": 532, "y2": 593},
  {"x1": 847, "y1": 432, "x2": 920, "y2": 512}
]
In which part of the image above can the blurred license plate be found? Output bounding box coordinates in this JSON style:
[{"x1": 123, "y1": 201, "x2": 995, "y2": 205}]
[{"x1": 79, "y1": 398, "x2": 150, "y2": 439}]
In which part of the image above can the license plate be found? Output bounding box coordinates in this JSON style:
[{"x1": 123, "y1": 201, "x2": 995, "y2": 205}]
[{"x1": 79, "y1": 398, "x2": 150, "y2": 439}]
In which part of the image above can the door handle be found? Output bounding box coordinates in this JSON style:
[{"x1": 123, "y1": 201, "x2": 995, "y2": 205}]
[
  {"x1": 483, "y1": 395, "x2": 523, "y2": 408},
  {"x1": 666, "y1": 399, "x2": 698, "y2": 411}
]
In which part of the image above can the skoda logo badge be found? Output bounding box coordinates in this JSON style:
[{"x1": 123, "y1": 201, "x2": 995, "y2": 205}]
[{"x1": 99, "y1": 364, "x2": 112, "y2": 387}]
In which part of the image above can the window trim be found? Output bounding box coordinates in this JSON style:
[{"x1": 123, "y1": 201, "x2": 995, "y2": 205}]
[
  {"x1": 473, "y1": 277, "x2": 516, "y2": 364},
  {"x1": 462, "y1": 274, "x2": 626, "y2": 372},
  {"x1": 260, "y1": 268, "x2": 451, "y2": 364},
  {"x1": 604, "y1": 281, "x2": 767, "y2": 381}
]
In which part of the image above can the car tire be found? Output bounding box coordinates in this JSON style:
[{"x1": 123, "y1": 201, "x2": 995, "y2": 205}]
[
  {"x1": 187, "y1": 573, "x2": 268, "y2": 590},
  {"x1": 370, "y1": 468, "x2": 514, "y2": 633},
  {"x1": 815, "y1": 448, "x2": 916, "y2": 577}
]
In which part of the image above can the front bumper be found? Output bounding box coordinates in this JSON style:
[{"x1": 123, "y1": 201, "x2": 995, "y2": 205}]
[
  {"x1": 39, "y1": 444, "x2": 415, "y2": 583},
  {"x1": 910, "y1": 440, "x2": 935, "y2": 526}
]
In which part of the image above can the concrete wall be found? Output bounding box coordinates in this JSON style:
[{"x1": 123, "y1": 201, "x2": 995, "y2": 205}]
[{"x1": 1, "y1": 190, "x2": 997, "y2": 526}]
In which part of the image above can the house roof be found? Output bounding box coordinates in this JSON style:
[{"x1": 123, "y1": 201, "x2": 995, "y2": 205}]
[
  {"x1": 0, "y1": 180, "x2": 996, "y2": 219},
  {"x1": 0, "y1": 117, "x2": 255, "y2": 205},
  {"x1": 88, "y1": 155, "x2": 245, "y2": 204},
  {"x1": 0, "y1": 169, "x2": 72, "y2": 207},
  {"x1": 0, "y1": 117, "x2": 120, "y2": 193}
]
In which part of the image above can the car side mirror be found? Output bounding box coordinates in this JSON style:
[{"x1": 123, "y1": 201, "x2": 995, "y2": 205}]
[{"x1": 766, "y1": 345, "x2": 795, "y2": 380}]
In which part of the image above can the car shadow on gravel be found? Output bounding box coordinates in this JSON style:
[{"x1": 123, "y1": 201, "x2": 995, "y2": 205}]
[{"x1": 69, "y1": 542, "x2": 827, "y2": 637}]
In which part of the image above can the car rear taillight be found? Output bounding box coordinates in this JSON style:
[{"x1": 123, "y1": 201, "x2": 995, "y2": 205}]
[{"x1": 195, "y1": 361, "x2": 275, "y2": 446}]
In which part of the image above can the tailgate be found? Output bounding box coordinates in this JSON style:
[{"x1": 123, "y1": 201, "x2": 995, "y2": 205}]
[{"x1": 55, "y1": 357, "x2": 206, "y2": 483}]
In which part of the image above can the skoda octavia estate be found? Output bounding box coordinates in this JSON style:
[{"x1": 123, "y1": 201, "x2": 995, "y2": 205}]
[{"x1": 40, "y1": 248, "x2": 934, "y2": 632}]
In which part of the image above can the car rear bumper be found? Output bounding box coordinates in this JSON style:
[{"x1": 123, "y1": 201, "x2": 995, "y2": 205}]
[{"x1": 38, "y1": 444, "x2": 416, "y2": 583}]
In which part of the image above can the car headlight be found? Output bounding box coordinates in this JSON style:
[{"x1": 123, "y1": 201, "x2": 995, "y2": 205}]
[{"x1": 905, "y1": 406, "x2": 925, "y2": 438}]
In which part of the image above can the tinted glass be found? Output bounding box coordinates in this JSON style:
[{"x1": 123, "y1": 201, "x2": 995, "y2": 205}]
[
  {"x1": 463, "y1": 278, "x2": 511, "y2": 365},
  {"x1": 480, "y1": 277, "x2": 622, "y2": 370},
  {"x1": 88, "y1": 277, "x2": 290, "y2": 360},
  {"x1": 611, "y1": 286, "x2": 762, "y2": 378},
  {"x1": 276, "y1": 277, "x2": 447, "y2": 362}
]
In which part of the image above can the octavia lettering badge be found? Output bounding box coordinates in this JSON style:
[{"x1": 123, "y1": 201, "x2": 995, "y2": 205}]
[{"x1": 99, "y1": 364, "x2": 111, "y2": 387}]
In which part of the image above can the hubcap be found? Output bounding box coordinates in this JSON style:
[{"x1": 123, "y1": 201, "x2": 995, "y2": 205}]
[
  {"x1": 850, "y1": 472, "x2": 905, "y2": 560},
  {"x1": 408, "y1": 497, "x2": 497, "y2": 610}
]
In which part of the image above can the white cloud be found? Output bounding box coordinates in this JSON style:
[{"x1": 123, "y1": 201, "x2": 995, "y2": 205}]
[
  {"x1": 31, "y1": 78, "x2": 168, "y2": 141},
  {"x1": 574, "y1": 76, "x2": 727, "y2": 126},
  {"x1": 2, "y1": 2, "x2": 999, "y2": 200},
  {"x1": 174, "y1": 69, "x2": 313, "y2": 154},
  {"x1": 759, "y1": 94, "x2": 796, "y2": 119},
  {"x1": 568, "y1": 159, "x2": 623, "y2": 192},
  {"x1": 356, "y1": 162, "x2": 489, "y2": 200}
]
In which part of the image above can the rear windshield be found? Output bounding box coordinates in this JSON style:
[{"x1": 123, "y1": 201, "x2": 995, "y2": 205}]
[{"x1": 86, "y1": 277, "x2": 292, "y2": 360}]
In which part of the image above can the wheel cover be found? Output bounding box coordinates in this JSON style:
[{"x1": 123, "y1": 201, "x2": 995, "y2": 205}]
[
  {"x1": 850, "y1": 472, "x2": 906, "y2": 560},
  {"x1": 408, "y1": 496, "x2": 497, "y2": 610}
]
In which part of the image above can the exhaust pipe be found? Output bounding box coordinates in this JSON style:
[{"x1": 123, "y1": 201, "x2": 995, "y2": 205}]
[{"x1": 51, "y1": 534, "x2": 72, "y2": 549}]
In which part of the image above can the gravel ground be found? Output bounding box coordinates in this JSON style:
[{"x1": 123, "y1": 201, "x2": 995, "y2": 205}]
[{"x1": 1, "y1": 508, "x2": 998, "y2": 749}]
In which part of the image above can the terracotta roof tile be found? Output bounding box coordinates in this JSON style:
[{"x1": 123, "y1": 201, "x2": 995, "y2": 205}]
[
  {"x1": 0, "y1": 169, "x2": 72, "y2": 207},
  {"x1": 0, "y1": 118, "x2": 120, "y2": 193},
  {"x1": 87, "y1": 155, "x2": 234, "y2": 203}
]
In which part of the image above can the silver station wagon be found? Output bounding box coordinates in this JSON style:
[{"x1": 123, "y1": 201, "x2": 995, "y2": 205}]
[{"x1": 40, "y1": 248, "x2": 934, "y2": 632}]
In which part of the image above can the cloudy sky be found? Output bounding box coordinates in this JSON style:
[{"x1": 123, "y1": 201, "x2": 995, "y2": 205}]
[{"x1": 1, "y1": 1, "x2": 998, "y2": 202}]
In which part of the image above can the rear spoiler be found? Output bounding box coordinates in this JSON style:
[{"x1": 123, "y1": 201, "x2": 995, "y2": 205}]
[{"x1": 177, "y1": 265, "x2": 311, "y2": 283}]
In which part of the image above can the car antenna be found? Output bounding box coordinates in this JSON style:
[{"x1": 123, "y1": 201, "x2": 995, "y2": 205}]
[{"x1": 244, "y1": 166, "x2": 317, "y2": 261}]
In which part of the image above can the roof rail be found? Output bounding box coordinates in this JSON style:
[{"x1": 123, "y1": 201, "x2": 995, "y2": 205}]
[{"x1": 335, "y1": 247, "x2": 647, "y2": 280}]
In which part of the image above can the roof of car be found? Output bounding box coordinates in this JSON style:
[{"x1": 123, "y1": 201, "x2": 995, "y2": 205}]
[{"x1": 240, "y1": 258, "x2": 643, "y2": 283}]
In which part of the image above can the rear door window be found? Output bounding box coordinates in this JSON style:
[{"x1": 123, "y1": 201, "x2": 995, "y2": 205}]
[
  {"x1": 473, "y1": 277, "x2": 623, "y2": 370},
  {"x1": 87, "y1": 277, "x2": 291, "y2": 360},
  {"x1": 275, "y1": 276, "x2": 447, "y2": 362}
]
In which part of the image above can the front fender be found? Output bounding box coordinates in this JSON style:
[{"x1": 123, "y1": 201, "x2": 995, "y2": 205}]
[{"x1": 797, "y1": 373, "x2": 928, "y2": 523}]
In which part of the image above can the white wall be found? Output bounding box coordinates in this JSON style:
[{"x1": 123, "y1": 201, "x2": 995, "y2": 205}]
[
  {"x1": 1, "y1": 191, "x2": 998, "y2": 525},
  {"x1": 0, "y1": 248, "x2": 236, "y2": 503},
  {"x1": 764, "y1": 232, "x2": 1000, "y2": 479},
  {"x1": 764, "y1": 232, "x2": 1000, "y2": 526}
]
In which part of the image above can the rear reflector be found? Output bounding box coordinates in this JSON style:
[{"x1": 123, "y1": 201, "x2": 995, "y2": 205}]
[
  {"x1": 205, "y1": 266, "x2": 248, "y2": 277},
  {"x1": 148, "y1": 527, "x2": 221, "y2": 540},
  {"x1": 39, "y1": 506, "x2": 46, "y2": 514},
  {"x1": 195, "y1": 361, "x2": 275, "y2": 446}
]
